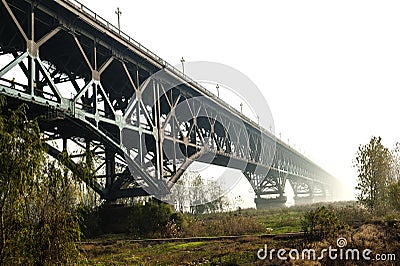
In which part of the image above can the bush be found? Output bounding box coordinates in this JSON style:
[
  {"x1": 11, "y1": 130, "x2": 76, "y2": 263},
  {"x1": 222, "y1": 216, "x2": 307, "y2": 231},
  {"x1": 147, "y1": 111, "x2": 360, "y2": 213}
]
[
  {"x1": 301, "y1": 206, "x2": 345, "y2": 244},
  {"x1": 128, "y1": 200, "x2": 186, "y2": 238},
  {"x1": 334, "y1": 205, "x2": 373, "y2": 227},
  {"x1": 78, "y1": 205, "x2": 103, "y2": 238}
]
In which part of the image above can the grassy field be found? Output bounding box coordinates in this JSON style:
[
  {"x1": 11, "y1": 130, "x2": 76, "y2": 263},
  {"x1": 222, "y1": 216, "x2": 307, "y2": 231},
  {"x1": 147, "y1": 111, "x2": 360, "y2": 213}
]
[
  {"x1": 78, "y1": 203, "x2": 400, "y2": 265},
  {"x1": 255, "y1": 208, "x2": 303, "y2": 234},
  {"x1": 79, "y1": 236, "x2": 301, "y2": 265},
  {"x1": 79, "y1": 206, "x2": 307, "y2": 265}
]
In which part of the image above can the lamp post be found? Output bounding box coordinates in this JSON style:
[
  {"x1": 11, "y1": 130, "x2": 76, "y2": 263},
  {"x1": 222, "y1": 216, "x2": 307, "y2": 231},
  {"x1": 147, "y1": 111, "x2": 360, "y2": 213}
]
[
  {"x1": 180, "y1": 57, "x2": 185, "y2": 74},
  {"x1": 216, "y1": 84, "x2": 219, "y2": 97},
  {"x1": 115, "y1": 7, "x2": 122, "y2": 32},
  {"x1": 240, "y1": 102, "x2": 243, "y2": 113}
]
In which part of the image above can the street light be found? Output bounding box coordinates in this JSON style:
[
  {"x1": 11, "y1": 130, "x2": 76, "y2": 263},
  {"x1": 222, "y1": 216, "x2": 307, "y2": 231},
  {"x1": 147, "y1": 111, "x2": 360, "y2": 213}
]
[
  {"x1": 240, "y1": 102, "x2": 243, "y2": 113},
  {"x1": 180, "y1": 57, "x2": 185, "y2": 75},
  {"x1": 115, "y1": 7, "x2": 122, "y2": 32},
  {"x1": 216, "y1": 84, "x2": 219, "y2": 97}
]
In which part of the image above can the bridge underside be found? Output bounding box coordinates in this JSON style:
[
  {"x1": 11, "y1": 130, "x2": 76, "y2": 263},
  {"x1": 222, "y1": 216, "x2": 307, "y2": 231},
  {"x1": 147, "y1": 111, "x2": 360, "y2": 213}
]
[{"x1": 0, "y1": 0, "x2": 338, "y2": 206}]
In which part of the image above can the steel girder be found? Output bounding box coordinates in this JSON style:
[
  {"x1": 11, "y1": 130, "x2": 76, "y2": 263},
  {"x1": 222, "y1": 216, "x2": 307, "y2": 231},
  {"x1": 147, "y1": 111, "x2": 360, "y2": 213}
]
[{"x1": 0, "y1": 0, "x2": 338, "y2": 202}]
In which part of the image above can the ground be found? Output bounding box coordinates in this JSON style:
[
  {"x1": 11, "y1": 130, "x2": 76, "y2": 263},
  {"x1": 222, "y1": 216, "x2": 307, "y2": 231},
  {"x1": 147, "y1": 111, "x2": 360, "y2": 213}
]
[{"x1": 78, "y1": 203, "x2": 400, "y2": 265}]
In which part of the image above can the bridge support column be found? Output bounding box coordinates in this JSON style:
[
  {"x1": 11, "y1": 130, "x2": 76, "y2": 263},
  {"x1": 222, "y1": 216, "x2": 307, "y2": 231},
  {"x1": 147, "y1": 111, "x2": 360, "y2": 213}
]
[
  {"x1": 313, "y1": 195, "x2": 327, "y2": 202},
  {"x1": 294, "y1": 196, "x2": 314, "y2": 205},
  {"x1": 105, "y1": 149, "x2": 116, "y2": 194},
  {"x1": 254, "y1": 195, "x2": 287, "y2": 209},
  {"x1": 294, "y1": 182, "x2": 328, "y2": 205}
]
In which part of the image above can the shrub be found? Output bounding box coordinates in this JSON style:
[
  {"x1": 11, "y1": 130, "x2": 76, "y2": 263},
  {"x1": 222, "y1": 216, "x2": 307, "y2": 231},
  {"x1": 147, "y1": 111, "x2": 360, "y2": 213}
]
[
  {"x1": 301, "y1": 206, "x2": 344, "y2": 244},
  {"x1": 78, "y1": 205, "x2": 103, "y2": 238},
  {"x1": 128, "y1": 200, "x2": 187, "y2": 238},
  {"x1": 334, "y1": 205, "x2": 373, "y2": 227}
]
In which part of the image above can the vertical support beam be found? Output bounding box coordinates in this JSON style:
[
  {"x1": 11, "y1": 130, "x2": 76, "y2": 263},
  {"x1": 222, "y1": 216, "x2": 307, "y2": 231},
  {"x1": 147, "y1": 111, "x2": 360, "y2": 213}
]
[
  {"x1": 154, "y1": 81, "x2": 163, "y2": 180},
  {"x1": 309, "y1": 181, "x2": 314, "y2": 198},
  {"x1": 28, "y1": 56, "x2": 35, "y2": 96},
  {"x1": 28, "y1": 3, "x2": 36, "y2": 97},
  {"x1": 210, "y1": 123, "x2": 215, "y2": 149},
  {"x1": 93, "y1": 83, "x2": 97, "y2": 114},
  {"x1": 35, "y1": 58, "x2": 40, "y2": 95},
  {"x1": 172, "y1": 110, "x2": 177, "y2": 174},
  {"x1": 278, "y1": 172, "x2": 288, "y2": 197},
  {"x1": 93, "y1": 42, "x2": 97, "y2": 70},
  {"x1": 85, "y1": 141, "x2": 91, "y2": 162},
  {"x1": 136, "y1": 66, "x2": 139, "y2": 90},
  {"x1": 105, "y1": 149, "x2": 115, "y2": 190},
  {"x1": 135, "y1": 97, "x2": 140, "y2": 127},
  {"x1": 30, "y1": 3, "x2": 35, "y2": 41},
  {"x1": 288, "y1": 179, "x2": 297, "y2": 198},
  {"x1": 62, "y1": 138, "x2": 67, "y2": 152}
]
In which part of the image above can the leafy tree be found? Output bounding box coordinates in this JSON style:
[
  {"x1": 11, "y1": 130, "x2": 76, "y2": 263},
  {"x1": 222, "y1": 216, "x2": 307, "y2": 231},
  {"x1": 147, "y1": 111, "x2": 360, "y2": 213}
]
[
  {"x1": 354, "y1": 136, "x2": 392, "y2": 211},
  {"x1": 388, "y1": 143, "x2": 400, "y2": 211},
  {"x1": 0, "y1": 100, "x2": 81, "y2": 264},
  {"x1": 388, "y1": 180, "x2": 400, "y2": 211},
  {"x1": 391, "y1": 142, "x2": 400, "y2": 181}
]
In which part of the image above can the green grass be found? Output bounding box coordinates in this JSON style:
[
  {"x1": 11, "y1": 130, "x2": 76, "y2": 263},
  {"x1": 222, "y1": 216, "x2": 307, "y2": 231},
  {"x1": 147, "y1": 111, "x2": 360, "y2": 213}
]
[
  {"x1": 134, "y1": 241, "x2": 206, "y2": 253},
  {"x1": 80, "y1": 238, "x2": 283, "y2": 265},
  {"x1": 257, "y1": 209, "x2": 303, "y2": 234},
  {"x1": 171, "y1": 241, "x2": 206, "y2": 250}
]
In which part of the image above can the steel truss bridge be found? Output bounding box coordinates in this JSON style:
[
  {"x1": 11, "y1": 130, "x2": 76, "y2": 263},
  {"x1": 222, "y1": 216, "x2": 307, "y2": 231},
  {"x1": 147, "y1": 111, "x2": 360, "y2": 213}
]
[{"x1": 0, "y1": 0, "x2": 339, "y2": 207}]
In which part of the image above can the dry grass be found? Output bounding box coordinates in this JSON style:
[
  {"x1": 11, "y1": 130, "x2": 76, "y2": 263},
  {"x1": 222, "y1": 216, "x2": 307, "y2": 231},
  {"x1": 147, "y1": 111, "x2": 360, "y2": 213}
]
[
  {"x1": 79, "y1": 203, "x2": 400, "y2": 265},
  {"x1": 182, "y1": 214, "x2": 266, "y2": 237}
]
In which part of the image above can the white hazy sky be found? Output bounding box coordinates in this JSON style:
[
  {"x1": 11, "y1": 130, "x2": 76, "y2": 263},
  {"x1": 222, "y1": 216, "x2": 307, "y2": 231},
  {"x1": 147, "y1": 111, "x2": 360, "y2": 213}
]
[{"x1": 76, "y1": 0, "x2": 400, "y2": 205}]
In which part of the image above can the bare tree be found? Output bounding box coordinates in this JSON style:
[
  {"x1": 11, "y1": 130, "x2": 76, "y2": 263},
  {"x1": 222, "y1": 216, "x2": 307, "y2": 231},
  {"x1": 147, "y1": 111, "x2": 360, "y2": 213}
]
[{"x1": 170, "y1": 170, "x2": 230, "y2": 214}]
